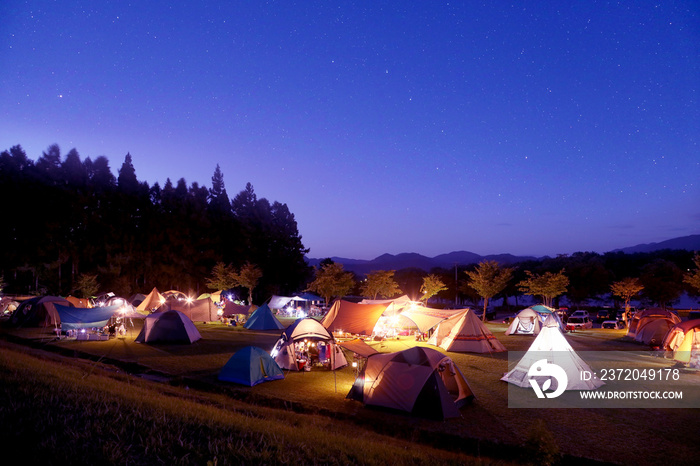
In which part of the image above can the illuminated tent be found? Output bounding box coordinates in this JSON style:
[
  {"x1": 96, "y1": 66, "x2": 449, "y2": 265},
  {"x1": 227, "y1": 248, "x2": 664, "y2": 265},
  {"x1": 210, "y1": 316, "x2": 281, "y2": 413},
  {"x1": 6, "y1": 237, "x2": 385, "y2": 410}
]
[
  {"x1": 135, "y1": 310, "x2": 201, "y2": 344},
  {"x1": 218, "y1": 346, "x2": 284, "y2": 386},
  {"x1": 8, "y1": 296, "x2": 71, "y2": 327},
  {"x1": 347, "y1": 346, "x2": 474, "y2": 419},
  {"x1": 626, "y1": 308, "x2": 680, "y2": 339},
  {"x1": 197, "y1": 291, "x2": 222, "y2": 303},
  {"x1": 505, "y1": 308, "x2": 542, "y2": 335},
  {"x1": 270, "y1": 318, "x2": 347, "y2": 371},
  {"x1": 244, "y1": 303, "x2": 285, "y2": 330},
  {"x1": 501, "y1": 316, "x2": 604, "y2": 391},
  {"x1": 634, "y1": 317, "x2": 677, "y2": 346},
  {"x1": 320, "y1": 300, "x2": 389, "y2": 336},
  {"x1": 53, "y1": 304, "x2": 121, "y2": 330},
  {"x1": 64, "y1": 296, "x2": 91, "y2": 308},
  {"x1": 135, "y1": 287, "x2": 166, "y2": 314},
  {"x1": 359, "y1": 295, "x2": 414, "y2": 316},
  {"x1": 398, "y1": 307, "x2": 464, "y2": 333},
  {"x1": 664, "y1": 319, "x2": 700, "y2": 362},
  {"x1": 428, "y1": 309, "x2": 506, "y2": 353}
]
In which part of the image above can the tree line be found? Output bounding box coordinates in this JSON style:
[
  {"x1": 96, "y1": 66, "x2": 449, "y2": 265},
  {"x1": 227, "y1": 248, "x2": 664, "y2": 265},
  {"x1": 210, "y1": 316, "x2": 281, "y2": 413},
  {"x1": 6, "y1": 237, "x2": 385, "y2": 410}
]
[
  {"x1": 0, "y1": 144, "x2": 311, "y2": 301},
  {"x1": 305, "y1": 250, "x2": 700, "y2": 313}
]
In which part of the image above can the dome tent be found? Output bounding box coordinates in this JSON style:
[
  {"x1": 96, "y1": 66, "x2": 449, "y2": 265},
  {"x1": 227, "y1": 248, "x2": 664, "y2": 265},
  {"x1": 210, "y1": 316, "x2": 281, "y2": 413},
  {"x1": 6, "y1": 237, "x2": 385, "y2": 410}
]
[
  {"x1": 219, "y1": 346, "x2": 284, "y2": 386},
  {"x1": 244, "y1": 303, "x2": 284, "y2": 330},
  {"x1": 135, "y1": 310, "x2": 201, "y2": 344},
  {"x1": 270, "y1": 318, "x2": 347, "y2": 371},
  {"x1": 347, "y1": 346, "x2": 474, "y2": 420}
]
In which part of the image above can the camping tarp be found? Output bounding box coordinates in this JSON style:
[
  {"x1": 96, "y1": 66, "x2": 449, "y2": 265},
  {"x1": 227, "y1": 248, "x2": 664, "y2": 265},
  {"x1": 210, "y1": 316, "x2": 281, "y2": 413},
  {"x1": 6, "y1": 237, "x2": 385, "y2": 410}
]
[
  {"x1": 135, "y1": 310, "x2": 201, "y2": 344},
  {"x1": 428, "y1": 309, "x2": 507, "y2": 353},
  {"x1": 359, "y1": 295, "x2": 414, "y2": 316},
  {"x1": 397, "y1": 307, "x2": 464, "y2": 333},
  {"x1": 337, "y1": 338, "x2": 380, "y2": 358},
  {"x1": 347, "y1": 346, "x2": 474, "y2": 419},
  {"x1": 218, "y1": 346, "x2": 284, "y2": 386},
  {"x1": 54, "y1": 304, "x2": 121, "y2": 330},
  {"x1": 501, "y1": 318, "x2": 604, "y2": 391},
  {"x1": 244, "y1": 303, "x2": 285, "y2": 330},
  {"x1": 321, "y1": 300, "x2": 388, "y2": 336}
]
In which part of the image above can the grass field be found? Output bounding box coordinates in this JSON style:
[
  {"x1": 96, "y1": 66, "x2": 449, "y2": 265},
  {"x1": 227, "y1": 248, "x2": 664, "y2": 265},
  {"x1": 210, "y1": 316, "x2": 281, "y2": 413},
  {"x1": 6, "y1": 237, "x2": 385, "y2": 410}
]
[{"x1": 2, "y1": 318, "x2": 700, "y2": 465}]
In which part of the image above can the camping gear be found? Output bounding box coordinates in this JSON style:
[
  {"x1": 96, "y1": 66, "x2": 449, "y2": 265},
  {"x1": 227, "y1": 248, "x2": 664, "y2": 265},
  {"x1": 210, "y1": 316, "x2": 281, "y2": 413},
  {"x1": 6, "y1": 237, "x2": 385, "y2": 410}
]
[
  {"x1": 243, "y1": 303, "x2": 285, "y2": 330},
  {"x1": 664, "y1": 319, "x2": 700, "y2": 362},
  {"x1": 321, "y1": 300, "x2": 389, "y2": 336},
  {"x1": 135, "y1": 310, "x2": 201, "y2": 344},
  {"x1": 347, "y1": 346, "x2": 474, "y2": 419},
  {"x1": 270, "y1": 318, "x2": 347, "y2": 371},
  {"x1": 219, "y1": 346, "x2": 284, "y2": 386},
  {"x1": 626, "y1": 308, "x2": 680, "y2": 339},
  {"x1": 427, "y1": 308, "x2": 506, "y2": 353},
  {"x1": 135, "y1": 287, "x2": 166, "y2": 314},
  {"x1": 53, "y1": 304, "x2": 121, "y2": 330}
]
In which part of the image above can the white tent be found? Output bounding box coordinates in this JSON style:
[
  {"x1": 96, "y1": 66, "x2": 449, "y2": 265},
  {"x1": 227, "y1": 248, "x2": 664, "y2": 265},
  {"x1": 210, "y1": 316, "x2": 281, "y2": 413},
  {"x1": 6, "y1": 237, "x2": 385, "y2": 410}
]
[
  {"x1": 399, "y1": 307, "x2": 465, "y2": 333},
  {"x1": 270, "y1": 318, "x2": 347, "y2": 371},
  {"x1": 428, "y1": 309, "x2": 506, "y2": 353},
  {"x1": 505, "y1": 308, "x2": 542, "y2": 335},
  {"x1": 501, "y1": 317, "x2": 604, "y2": 391}
]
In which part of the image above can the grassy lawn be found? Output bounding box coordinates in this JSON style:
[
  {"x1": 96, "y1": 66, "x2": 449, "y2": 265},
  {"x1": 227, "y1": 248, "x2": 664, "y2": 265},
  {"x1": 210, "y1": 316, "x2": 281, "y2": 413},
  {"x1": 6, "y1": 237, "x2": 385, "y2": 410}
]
[{"x1": 2, "y1": 319, "x2": 700, "y2": 464}]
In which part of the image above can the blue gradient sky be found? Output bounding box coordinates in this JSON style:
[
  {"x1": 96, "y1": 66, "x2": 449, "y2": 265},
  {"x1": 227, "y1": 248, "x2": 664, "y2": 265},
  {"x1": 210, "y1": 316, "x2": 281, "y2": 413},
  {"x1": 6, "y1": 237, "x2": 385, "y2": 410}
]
[{"x1": 1, "y1": 2, "x2": 698, "y2": 259}]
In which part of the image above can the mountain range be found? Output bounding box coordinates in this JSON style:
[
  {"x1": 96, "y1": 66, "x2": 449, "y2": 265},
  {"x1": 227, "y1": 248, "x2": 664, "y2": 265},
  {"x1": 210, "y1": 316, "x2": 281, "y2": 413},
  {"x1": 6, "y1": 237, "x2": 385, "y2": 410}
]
[{"x1": 307, "y1": 234, "x2": 700, "y2": 276}]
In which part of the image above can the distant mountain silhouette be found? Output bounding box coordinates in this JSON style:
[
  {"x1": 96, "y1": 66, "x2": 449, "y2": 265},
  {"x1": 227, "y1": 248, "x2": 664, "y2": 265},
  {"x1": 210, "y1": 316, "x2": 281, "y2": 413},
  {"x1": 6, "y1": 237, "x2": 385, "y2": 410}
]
[
  {"x1": 307, "y1": 234, "x2": 700, "y2": 275},
  {"x1": 612, "y1": 234, "x2": 700, "y2": 254}
]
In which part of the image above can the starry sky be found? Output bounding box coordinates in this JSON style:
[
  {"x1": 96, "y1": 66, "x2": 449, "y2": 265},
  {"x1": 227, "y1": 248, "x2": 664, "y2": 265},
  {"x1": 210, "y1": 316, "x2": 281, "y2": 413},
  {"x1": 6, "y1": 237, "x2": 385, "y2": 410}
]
[{"x1": 1, "y1": 1, "x2": 698, "y2": 260}]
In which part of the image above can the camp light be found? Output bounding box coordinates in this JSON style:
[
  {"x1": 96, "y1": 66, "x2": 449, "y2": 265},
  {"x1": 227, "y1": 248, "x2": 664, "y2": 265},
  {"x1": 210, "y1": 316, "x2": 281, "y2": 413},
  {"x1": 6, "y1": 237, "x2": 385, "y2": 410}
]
[
  {"x1": 352, "y1": 361, "x2": 357, "y2": 368},
  {"x1": 186, "y1": 297, "x2": 193, "y2": 304}
]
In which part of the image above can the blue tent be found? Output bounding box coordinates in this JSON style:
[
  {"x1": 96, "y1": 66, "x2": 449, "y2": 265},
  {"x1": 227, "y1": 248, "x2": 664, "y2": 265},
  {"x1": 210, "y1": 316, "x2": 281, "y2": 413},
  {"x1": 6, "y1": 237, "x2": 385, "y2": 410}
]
[
  {"x1": 54, "y1": 304, "x2": 121, "y2": 330},
  {"x1": 218, "y1": 346, "x2": 284, "y2": 386},
  {"x1": 244, "y1": 303, "x2": 285, "y2": 330}
]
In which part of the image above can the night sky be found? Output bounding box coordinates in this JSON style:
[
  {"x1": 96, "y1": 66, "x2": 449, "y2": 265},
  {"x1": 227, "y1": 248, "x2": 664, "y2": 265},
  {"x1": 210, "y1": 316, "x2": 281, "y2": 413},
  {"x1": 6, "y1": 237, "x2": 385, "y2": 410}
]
[{"x1": 1, "y1": 2, "x2": 698, "y2": 259}]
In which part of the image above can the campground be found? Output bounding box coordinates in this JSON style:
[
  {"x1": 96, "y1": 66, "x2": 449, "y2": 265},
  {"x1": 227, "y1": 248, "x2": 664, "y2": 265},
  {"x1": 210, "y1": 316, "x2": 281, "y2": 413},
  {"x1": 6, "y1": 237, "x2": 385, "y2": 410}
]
[{"x1": 1, "y1": 318, "x2": 700, "y2": 465}]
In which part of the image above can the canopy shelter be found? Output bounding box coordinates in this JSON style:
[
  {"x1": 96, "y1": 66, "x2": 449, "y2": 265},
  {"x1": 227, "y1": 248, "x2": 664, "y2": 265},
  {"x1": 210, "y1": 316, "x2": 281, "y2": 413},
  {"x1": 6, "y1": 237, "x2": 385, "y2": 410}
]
[
  {"x1": 270, "y1": 318, "x2": 347, "y2": 371},
  {"x1": 501, "y1": 317, "x2": 604, "y2": 392},
  {"x1": 427, "y1": 309, "x2": 506, "y2": 353},
  {"x1": 8, "y1": 296, "x2": 71, "y2": 327},
  {"x1": 359, "y1": 295, "x2": 415, "y2": 316},
  {"x1": 135, "y1": 310, "x2": 201, "y2": 344},
  {"x1": 168, "y1": 298, "x2": 220, "y2": 322},
  {"x1": 136, "y1": 288, "x2": 166, "y2": 315},
  {"x1": 244, "y1": 303, "x2": 285, "y2": 330},
  {"x1": 337, "y1": 338, "x2": 380, "y2": 358},
  {"x1": 321, "y1": 300, "x2": 389, "y2": 336},
  {"x1": 399, "y1": 307, "x2": 464, "y2": 333},
  {"x1": 664, "y1": 319, "x2": 700, "y2": 362},
  {"x1": 347, "y1": 346, "x2": 474, "y2": 420},
  {"x1": 218, "y1": 346, "x2": 284, "y2": 386},
  {"x1": 53, "y1": 304, "x2": 121, "y2": 330}
]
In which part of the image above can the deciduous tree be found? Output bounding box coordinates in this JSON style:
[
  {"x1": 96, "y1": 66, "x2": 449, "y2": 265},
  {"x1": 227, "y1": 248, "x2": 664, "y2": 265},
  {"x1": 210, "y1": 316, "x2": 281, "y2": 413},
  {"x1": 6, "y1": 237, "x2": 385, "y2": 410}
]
[
  {"x1": 361, "y1": 270, "x2": 402, "y2": 300},
  {"x1": 420, "y1": 274, "x2": 447, "y2": 303},
  {"x1": 518, "y1": 270, "x2": 569, "y2": 308},
  {"x1": 306, "y1": 262, "x2": 355, "y2": 306},
  {"x1": 464, "y1": 260, "x2": 514, "y2": 321}
]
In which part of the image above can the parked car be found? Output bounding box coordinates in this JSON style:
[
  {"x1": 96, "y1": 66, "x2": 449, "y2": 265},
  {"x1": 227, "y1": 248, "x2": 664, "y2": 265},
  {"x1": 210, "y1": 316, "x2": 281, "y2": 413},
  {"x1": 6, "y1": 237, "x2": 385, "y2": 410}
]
[
  {"x1": 570, "y1": 310, "x2": 590, "y2": 319},
  {"x1": 566, "y1": 316, "x2": 593, "y2": 330},
  {"x1": 596, "y1": 309, "x2": 611, "y2": 323},
  {"x1": 602, "y1": 320, "x2": 625, "y2": 329}
]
